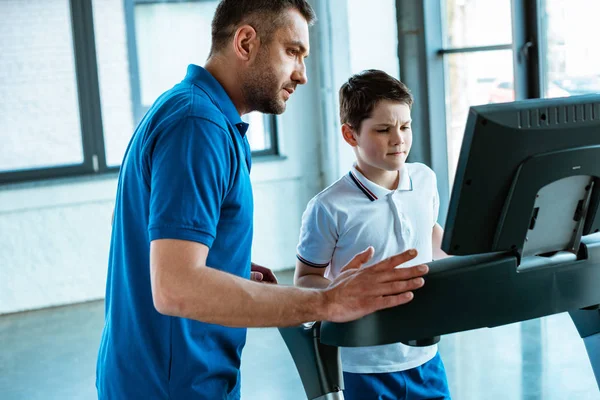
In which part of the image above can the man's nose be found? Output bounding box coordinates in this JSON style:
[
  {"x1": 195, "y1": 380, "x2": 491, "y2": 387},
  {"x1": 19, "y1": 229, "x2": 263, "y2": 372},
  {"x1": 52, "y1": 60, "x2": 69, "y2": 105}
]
[{"x1": 292, "y1": 62, "x2": 308, "y2": 85}]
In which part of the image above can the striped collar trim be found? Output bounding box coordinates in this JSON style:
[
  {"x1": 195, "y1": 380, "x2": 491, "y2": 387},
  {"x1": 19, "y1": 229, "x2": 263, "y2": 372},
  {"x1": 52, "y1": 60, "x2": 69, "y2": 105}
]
[
  {"x1": 349, "y1": 165, "x2": 413, "y2": 201},
  {"x1": 348, "y1": 171, "x2": 379, "y2": 201}
]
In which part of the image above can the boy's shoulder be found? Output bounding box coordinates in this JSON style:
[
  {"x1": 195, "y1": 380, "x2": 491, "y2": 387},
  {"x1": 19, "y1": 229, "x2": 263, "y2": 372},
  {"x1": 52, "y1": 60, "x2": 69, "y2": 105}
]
[
  {"x1": 406, "y1": 162, "x2": 435, "y2": 177},
  {"x1": 406, "y1": 162, "x2": 437, "y2": 186},
  {"x1": 307, "y1": 174, "x2": 356, "y2": 209}
]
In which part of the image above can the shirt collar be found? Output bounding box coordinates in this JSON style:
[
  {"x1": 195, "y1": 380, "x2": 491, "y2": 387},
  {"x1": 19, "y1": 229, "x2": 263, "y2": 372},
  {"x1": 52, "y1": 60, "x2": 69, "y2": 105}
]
[
  {"x1": 183, "y1": 64, "x2": 249, "y2": 136},
  {"x1": 349, "y1": 164, "x2": 413, "y2": 201}
]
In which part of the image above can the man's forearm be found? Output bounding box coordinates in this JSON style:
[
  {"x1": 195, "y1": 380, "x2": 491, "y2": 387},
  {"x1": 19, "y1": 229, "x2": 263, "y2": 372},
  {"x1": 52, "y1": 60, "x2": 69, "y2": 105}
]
[
  {"x1": 152, "y1": 241, "x2": 429, "y2": 327},
  {"x1": 157, "y1": 264, "x2": 328, "y2": 327}
]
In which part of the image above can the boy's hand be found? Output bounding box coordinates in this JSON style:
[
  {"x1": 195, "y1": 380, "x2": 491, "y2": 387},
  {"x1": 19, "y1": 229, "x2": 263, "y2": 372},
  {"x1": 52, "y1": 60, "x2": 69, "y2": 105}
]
[
  {"x1": 250, "y1": 262, "x2": 278, "y2": 284},
  {"x1": 323, "y1": 248, "x2": 428, "y2": 323}
]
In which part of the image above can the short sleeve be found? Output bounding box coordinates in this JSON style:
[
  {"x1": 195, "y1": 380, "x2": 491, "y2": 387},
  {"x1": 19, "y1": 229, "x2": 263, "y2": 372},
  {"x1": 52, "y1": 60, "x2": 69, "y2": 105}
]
[
  {"x1": 147, "y1": 116, "x2": 234, "y2": 247},
  {"x1": 296, "y1": 198, "x2": 338, "y2": 268}
]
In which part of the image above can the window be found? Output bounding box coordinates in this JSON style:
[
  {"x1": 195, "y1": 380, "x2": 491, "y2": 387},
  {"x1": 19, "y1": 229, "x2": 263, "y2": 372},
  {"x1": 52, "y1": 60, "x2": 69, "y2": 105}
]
[
  {"x1": 347, "y1": 0, "x2": 400, "y2": 77},
  {"x1": 0, "y1": 0, "x2": 278, "y2": 186},
  {"x1": 540, "y1": 0, "x2": 600, "y2": 99},
  {"x1": 126, "y1": 0, "x2": 278, "y2": 155},
  {"x1": 441, "y1": 0, "x2": 514, "y2": 185},
  {"x1": 439, "y1": 0, "x2": 600, "y2": 187},
  {"x1": 0, "y1": 0, "x2": 84, "y2": 177},
  {"x1": 395, "y1": 0, "x2": 600, "y2": 219}
]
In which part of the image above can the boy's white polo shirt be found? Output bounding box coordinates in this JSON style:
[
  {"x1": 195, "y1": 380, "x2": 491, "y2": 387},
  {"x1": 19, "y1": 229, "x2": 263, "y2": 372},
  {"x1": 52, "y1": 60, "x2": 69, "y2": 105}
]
[{"x1": 297, "y1": 162, "x2": 439, "y2": 373}]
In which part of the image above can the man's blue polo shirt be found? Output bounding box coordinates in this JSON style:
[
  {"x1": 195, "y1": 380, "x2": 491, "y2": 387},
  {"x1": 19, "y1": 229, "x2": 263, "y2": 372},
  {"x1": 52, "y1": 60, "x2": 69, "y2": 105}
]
[{"x1": 96, "y1": 64, "x2": 253, "y2": 399}]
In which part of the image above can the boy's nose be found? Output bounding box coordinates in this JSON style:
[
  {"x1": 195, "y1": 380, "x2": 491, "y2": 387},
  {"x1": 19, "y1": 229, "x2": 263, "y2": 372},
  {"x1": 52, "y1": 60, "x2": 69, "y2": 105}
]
[{"x1": 390, "y1": 129, "x2": 403, "y2": 144}]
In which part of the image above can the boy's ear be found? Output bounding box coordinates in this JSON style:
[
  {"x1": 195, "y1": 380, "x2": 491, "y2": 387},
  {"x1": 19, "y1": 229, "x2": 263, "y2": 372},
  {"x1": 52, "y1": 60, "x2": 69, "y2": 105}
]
[{"x1": 341, "y1": 123, "x2": 358, "y2": 147}]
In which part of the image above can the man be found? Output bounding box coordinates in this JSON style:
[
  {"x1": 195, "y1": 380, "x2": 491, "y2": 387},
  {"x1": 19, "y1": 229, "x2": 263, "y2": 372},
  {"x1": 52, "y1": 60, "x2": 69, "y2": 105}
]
[{"x1": 96, "y1": 1, "x2": 429, "y2": 399}]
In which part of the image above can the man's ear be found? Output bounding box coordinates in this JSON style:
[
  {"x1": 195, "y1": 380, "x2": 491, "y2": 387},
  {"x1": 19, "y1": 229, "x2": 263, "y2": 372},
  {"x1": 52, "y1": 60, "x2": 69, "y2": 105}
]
[
  {"x1": 233, "y1": 25, "x2": 259, "y2": 61},
  {"x1": 341, "y1": 123, "x2": 358, "y2": 146}
]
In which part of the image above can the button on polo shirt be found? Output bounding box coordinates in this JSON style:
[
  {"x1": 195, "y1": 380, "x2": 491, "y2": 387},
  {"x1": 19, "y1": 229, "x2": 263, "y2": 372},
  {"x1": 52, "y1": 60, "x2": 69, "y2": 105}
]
[{"x1": 297, "y1": 162, "x2": 440, "y2": 373}]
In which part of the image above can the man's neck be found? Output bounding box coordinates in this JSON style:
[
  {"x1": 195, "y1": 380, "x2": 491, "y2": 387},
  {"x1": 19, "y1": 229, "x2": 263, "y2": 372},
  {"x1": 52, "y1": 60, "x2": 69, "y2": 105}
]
[{"x1": 205, "y1": 57, "x2": 247, "y2": 115}]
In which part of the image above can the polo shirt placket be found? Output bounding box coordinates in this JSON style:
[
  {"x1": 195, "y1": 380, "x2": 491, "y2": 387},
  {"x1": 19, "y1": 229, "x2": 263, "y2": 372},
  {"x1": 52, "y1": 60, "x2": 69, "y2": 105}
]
[{"x1": 350, "y1": 165, "x2": 415, "y2": 251}]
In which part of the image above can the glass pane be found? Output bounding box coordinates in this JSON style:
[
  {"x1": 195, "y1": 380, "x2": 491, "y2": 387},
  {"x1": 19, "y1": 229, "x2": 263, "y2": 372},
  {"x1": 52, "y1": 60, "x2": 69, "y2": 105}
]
[
  {"x1": 92, "y1": 0, "x2": 135, "y2": 167},
  {"x1": 445, "y1": 50, "x2": 514, "y2": 184},
  {"x1": 243, "y1": 112, "x2": 271, "y2": 152},
  {"x1": 0, "y1": 0, "x2": 83, "y2": 172},
  {"x1": 541, "y1": 0, "x2": 600, "y2": 98},
  {"x1": 445, "y1": 0, "x2": 512, "y2": 48},
  {"x1": 347, "y1": 0, "x2": 399, "y2": 77},
  {"x1": 134, "y1": 1, "x2": 218, "y2": 106},
  {"x1": 134, "y1": 1, "x2": 271, "y2": 153}
]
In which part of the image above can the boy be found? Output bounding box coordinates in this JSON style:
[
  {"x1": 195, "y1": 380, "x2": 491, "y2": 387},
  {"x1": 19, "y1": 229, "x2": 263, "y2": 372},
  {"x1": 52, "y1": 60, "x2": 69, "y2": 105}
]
[{"x1": 295, "y1": 69, "x2": 450, "y2": 399}]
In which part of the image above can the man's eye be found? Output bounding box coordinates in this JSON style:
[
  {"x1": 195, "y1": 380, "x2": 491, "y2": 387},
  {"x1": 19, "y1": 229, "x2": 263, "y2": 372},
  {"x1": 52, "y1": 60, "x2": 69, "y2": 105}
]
[
  {"x1": 288, "y1": 49, "x2": 299, "y2": 56},
  {"x1": 401, "y1": 126, "x2": 411, "y2": 131}
]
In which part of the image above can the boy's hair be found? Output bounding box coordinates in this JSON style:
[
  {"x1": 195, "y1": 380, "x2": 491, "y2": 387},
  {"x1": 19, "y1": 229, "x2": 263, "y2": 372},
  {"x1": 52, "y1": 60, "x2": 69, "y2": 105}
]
[
  {"x1": 210, "y1": 0, "x2": 316, "y2": 55},
  {"x1": 339, "y1": 69, "x2": 413, "y2": 132}
]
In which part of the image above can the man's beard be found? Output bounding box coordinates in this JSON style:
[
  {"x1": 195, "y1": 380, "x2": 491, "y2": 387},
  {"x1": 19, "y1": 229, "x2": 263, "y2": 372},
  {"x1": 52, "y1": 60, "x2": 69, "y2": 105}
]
[{"x1": 241, "y1": 59, "x2": 286, "y2": 115}]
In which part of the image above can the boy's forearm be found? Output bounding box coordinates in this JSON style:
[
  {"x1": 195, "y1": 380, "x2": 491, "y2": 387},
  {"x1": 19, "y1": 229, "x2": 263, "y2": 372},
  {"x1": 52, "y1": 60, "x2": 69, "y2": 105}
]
[
  {"x1": 432, "y1": 223, "x2": 449, "y2": 259},
  {"x1": 160, "y1": 264, "x2": 330, "y2": 327},
  {"x1": 295, "y1": 274, "x2": 332, "y2": 289}
]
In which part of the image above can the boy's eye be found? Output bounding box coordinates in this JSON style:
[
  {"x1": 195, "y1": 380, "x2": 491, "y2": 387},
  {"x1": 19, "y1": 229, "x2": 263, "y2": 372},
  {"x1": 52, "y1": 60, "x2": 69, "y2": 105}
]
[
  {"x1": 376, "y1": 128, "x2": 389, "y2": 133},
  {"x1": 288, "y1": 49, "x2": 299, "y2": 56},
  {"x1": 401, "y1": 126, "x2": 411, "y2": 131}
]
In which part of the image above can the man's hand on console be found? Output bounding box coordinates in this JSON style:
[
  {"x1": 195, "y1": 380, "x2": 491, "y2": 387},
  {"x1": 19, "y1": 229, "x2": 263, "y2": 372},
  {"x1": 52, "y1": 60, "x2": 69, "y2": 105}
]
[{"x1": 323, "y1": 248, "x2": 428, "y2": 323}]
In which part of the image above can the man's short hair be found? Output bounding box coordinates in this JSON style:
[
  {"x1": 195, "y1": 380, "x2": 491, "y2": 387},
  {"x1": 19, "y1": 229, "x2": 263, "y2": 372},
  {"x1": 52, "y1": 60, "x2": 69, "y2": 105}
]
[
  {"x1": 210, "y1": 0, "x2": 316, "y2": 55},
  {"x1": 339, "y1": 69, "x2": 414, "y2": 132}
]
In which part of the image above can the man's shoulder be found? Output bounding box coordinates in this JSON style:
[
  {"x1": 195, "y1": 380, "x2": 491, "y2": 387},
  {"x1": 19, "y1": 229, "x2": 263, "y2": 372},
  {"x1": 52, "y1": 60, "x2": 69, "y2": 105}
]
[
  {"x1": 189, "y1": 85, "x2": 229, "y2": 125},
  {"x1": 140, "y1": 85, "x2": 237, "y2": 163},
  {"x1": 159, "y1": 83, "x2": 230, "y2": 132}
]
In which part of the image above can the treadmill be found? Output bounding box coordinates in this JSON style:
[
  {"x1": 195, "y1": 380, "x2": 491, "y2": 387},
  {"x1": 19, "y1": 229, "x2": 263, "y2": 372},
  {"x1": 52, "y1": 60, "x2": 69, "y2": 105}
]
[{"x1": 280, "y1": 94, "x2": 600, "y2": 400}]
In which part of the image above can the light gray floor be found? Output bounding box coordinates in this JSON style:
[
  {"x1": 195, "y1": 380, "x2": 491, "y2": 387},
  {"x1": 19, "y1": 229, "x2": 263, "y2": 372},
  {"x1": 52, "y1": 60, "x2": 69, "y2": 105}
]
[{"x1": 1, "y1": 269, "x2": 599, "y2": 400}]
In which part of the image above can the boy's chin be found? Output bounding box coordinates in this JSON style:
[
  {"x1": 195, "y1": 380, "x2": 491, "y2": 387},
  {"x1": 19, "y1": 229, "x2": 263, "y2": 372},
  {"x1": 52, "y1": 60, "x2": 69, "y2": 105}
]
[{"x1": 385, "y1": 159, "x2": 406, "y2": 170}]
